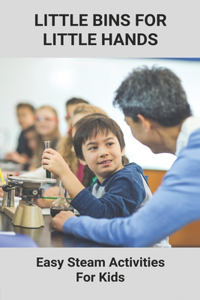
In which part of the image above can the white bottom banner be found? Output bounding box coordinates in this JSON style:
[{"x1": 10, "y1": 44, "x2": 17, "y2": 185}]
[{"x1": 0, "y1": 248, "x2": 199, "y2": 300}]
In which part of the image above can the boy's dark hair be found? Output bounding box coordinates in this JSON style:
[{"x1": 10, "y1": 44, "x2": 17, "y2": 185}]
[
  {"x1": 73, "y1": 113, "x2": 125, "y2": 160},
  {"x1": 113, "y1": 66, "x2": 192, "y2": 127},
  {"x1": 16, "y1": 103, "x2": 35, "y2": 113},
  {"x1": 66, "y1": 98, "x2": 89, "y2": 107}
]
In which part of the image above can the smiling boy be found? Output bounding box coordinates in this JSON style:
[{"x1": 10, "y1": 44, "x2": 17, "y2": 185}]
[
  {"x1": 81, "y1": 132, "x2": 124, "y2": 183},
  {"x1": 42, "y1": 114, "x2": 152, "y2": 219}
]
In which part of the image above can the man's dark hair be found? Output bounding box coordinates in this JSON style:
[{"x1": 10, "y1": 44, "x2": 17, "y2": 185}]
[
  {"x1": 113, "y1": 66, "x2": 192, "y2": 127},
  {"x1": 16, "y1": 102, "x2": 35, "y2": 113},
  {"x1": 66, "y1": 97, "x2": 89, "y2": 107},
  {"x1": 73, "y1": 113, "x2": 125, "y2": 160}
]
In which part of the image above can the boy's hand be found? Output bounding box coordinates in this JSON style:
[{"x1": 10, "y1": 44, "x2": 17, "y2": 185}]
[
  {"x1": 42, "y1": 148, "x2": 69, "y2": 179},
  {"x1": 51, "y1": 211, "x2": 76, "y2": 232}
]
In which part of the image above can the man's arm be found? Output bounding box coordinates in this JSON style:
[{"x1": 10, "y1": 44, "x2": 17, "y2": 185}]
[{"x1": 62, "y1": 183, "x2": 200, "y2": 247}]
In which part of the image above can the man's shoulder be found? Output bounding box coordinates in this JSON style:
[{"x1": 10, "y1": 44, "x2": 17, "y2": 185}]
[
  {"x1": 163, "y1": 128, "x2": 200, "y2": 186},
  {"x1": 180, "y1": 127, "x2": 200, "y2": 156},
  {"x1": 189, "y1": 127, "x2": 200, "y2": 142}
]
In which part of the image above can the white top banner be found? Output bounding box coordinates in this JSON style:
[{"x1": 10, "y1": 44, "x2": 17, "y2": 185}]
[{"x1": 0, "y1": 0, "x2": 199, "y2": 57}]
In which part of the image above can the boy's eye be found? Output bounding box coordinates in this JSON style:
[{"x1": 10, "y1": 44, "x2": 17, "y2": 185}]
[
  {"x1": 89, "y1": 146, "x2": 97, "y2": 150},
  {"x1": 107, "y1": 142, "x2": 114, "y2": 146}
]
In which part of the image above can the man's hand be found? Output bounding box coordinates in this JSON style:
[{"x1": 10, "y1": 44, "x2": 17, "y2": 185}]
[{"x1": 51, "y1": 211, "x2": 75, "y2": 232}]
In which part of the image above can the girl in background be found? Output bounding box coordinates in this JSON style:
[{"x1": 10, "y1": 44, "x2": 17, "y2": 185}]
[{"x1": 29, "y1": 105, "x2": 61, "y2": 170}]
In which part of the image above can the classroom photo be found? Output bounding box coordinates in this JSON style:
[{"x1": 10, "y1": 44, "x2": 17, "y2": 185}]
[{"x1": 0, "y1": 57, "x2": 200, "y2": 247}]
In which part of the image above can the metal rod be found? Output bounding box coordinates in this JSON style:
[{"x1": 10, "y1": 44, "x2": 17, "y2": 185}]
[
  {"x1": 44, "y1": 141, "x2": 51, "y2": 178},
  {"x1": 59, "y1": 180, "x2": 62, "y2": 197}
]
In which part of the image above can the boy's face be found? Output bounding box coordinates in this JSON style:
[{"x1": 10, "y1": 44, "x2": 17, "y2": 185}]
[
  {"x1": 81, "y1": 131, "x2": 125, "y2": 183},
  {"x1": 17, "y1": 107, "x2": 35, "y2": 130}
]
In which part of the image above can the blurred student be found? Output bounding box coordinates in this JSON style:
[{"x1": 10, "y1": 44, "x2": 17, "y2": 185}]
[
  {"x1": 23, "y1": 125, "x2": 37, "y2": 169},
  {"x1": 0, "y1": 100, "x2": 90, "y2": 197},
  {"x1": 65, "y1": 97, "x2": 89, "y2": 127},
  {"x1": 29, "y1": 105, "x2": 61, "y2": 170},
  {"x1": 5, "y1": 103, "x2": 35, "y2": 166},
  {"x1": 23, "y1": 125, "x2": 37, "y2": 154}
]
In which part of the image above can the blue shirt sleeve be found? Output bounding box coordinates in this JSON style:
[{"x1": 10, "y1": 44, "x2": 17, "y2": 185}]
[{"x1": 70, "y1": 166, "x2": 146, "y2": 218}]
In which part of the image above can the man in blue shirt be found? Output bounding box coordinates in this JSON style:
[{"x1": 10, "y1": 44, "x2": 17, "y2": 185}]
[{"x1": 50, "y1": 66, "x2": 200, "y2": 247}]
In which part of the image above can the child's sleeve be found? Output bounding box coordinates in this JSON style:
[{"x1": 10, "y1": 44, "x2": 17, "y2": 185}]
[{"x1": 70, "y1": 170, "x2": 146, "y2": 218}]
